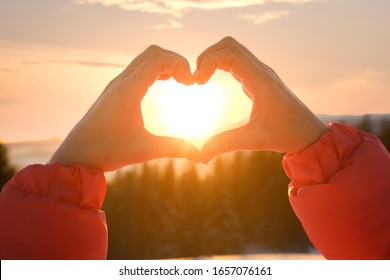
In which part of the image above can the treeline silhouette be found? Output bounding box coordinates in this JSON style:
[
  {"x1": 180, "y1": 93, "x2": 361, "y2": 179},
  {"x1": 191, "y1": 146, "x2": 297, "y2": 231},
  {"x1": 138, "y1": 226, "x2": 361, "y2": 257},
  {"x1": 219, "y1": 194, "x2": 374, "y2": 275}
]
[
  {"x1": 0, "y1": 143, "x2": 16, "y2": 192},
  {"x1": 103, "y1": 116, "x2": 390, "y2": 259},
  {"x1": 103, "y1": 152, "x2": 311, "y2": 259}
]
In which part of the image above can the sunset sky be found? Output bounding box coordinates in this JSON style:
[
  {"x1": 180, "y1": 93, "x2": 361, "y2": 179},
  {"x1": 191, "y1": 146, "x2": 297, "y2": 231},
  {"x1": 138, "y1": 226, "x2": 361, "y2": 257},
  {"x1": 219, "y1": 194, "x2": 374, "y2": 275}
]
[{"x1": 1, "y1": 0, "x2": 389, "y2": 143}]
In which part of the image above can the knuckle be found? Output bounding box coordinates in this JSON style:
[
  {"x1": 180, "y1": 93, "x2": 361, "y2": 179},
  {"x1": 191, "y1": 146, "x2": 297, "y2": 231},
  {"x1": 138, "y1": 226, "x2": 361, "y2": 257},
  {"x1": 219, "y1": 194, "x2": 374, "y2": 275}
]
[
  {"x1": 149, "y1": 50, "x2": 162, "y2": 58},
  {"x1": 221, "y1": 36, "x2": 237, "y2": 45},
  {"x1": 146, "y1": 44, "x2": 162, "y2": 53},
  {"x1": 148, "y1": 51, "x2": 164, "y2": 63},
  {"x1": 228, "y1": 45, "x2": 241, "y2": 56}
]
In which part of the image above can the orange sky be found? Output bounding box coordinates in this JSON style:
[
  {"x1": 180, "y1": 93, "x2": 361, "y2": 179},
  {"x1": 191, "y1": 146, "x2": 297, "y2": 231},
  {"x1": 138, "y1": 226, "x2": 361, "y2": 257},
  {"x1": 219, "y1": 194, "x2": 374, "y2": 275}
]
[{"x1": 1, "y1": 0, "x2": 389, "y2": 142}]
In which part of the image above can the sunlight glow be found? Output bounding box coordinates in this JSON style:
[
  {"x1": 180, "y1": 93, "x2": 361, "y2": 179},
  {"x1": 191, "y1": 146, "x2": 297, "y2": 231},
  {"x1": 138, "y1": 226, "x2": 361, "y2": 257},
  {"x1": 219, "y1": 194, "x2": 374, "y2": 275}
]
[
  {"x1": 143, "y1": 80, "x2": 224, "y2": 145},
  {"x1": 161, "y1": 83, "x2": 223, "y2": 138},
  {"x1": 142, "y1": 72, "x2": 253, "y2": 149}
]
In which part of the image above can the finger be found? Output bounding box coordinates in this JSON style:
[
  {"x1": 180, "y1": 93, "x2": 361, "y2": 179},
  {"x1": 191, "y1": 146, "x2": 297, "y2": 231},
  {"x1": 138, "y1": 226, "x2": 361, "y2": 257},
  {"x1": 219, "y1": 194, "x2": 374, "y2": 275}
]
[
  {"x1": 138, "y1": 52, "x2": 194, "y2": 85},
  {"x1": 232, "y1": 72, "x2": 242, "y2": 83},
  {"x1": 117, "y1": 46, "x2": 158, "y2": 79},
  {"x1": 122, "y1": 52, "x2": 194, "y2": 100},
  {"x1": 157, "y1": 73, "x2": 171, "y2": 80},
  {"x1": 242, "y1": 84, "x2": 254, "y2": 101},
  {"x1": 200, "y1": 125, "x2": 254, "y2": 164},
  {"x1": 196, "y1": 37, "x2": 265, "y2": 92},
  {"x1": 196, "y1": 47, "x2": 233, "y2": 84},
  {"x1": 196, "y1": 46, "x2": 253, "y2": 85},
  {"x1": 120, "y1": 45, "x2": 188, "y2": 79},
  {"x1": 196, "y1": 36, "x2": 242, "y2": 70},
  {"x1": 196, "y1": 36, "x2": 260, "y2": 72},
  {"x1": 149, "y1": 136, "x2": 201, "y2": 163}
]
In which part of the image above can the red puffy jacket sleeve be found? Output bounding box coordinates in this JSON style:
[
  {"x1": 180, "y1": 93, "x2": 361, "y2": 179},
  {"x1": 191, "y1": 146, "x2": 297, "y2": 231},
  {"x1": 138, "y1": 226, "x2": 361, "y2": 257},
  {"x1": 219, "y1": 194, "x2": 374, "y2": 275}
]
[
  {"x1": 283, "y1": 123, "x2": 390, "y2": 259},
  {"x1": 0, "y1": 163, "x2": 108, "y2": 259}
]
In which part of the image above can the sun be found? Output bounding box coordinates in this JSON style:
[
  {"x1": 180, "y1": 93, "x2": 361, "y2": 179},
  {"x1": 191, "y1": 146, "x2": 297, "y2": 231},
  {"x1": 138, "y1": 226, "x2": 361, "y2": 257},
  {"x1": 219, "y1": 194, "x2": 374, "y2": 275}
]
[
  {"x1": 142, "y1": 79, "x2": 225, "y2": 147},
  {"x1": 161, "y1": 82, "x2": 224, "y2": 137}
]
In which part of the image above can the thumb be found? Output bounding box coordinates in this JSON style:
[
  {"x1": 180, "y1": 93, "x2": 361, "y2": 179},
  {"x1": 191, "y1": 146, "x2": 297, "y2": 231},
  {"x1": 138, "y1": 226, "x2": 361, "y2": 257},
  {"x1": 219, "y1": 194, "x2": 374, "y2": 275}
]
[
  {"x1": 201, "y1": 126, "x2": 252, "y2": 164},
  {"x1": 150, "y1": 136, "x2": 201, "y2": 163}
]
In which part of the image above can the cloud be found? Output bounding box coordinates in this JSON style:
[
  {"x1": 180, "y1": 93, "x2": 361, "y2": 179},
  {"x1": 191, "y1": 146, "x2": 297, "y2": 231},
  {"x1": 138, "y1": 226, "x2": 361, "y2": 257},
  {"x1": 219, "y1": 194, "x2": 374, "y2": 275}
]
[
  {"x1": 150, "y1": 19, "x2": 182, "y2": 29},
  {"x1": 74, "y1": 0, "x2": 322, "y2": 30},
  {"x1": 21, "y1": 61, "x2": 43, "y2": 65},
  {"x1": 0, "y1": 68, "x2": 19, "y2": 73},
  {"x1": 21, "y1": 59, "x2": 126, "y2": 69},
  {"x1": 0, "y1": 97, "x2": 19, "y2": 104},
  {"x1": 238, "y1": 10, "x2": 290, "y2": 25},
  {"x1": 75, "y1": 0, "x2": 322, "y2": 17},
  {"x1": 50, "y1": 60, "x2": 127, "y2": 68}
]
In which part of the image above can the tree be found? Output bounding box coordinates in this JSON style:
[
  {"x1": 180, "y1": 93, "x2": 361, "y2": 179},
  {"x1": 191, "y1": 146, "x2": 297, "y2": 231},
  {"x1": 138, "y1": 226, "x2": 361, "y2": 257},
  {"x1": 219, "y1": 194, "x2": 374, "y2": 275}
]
[
  {"x1": 356, "y1": 114, "x2": 373, "y2": 133},
  {"x1": 0, "y1": 142, "x2": 15, "y2": 191},
  {"x1": 378, "y1": 118, "x2": 390, "y2": 152},
  {"x1": 176, "y1": 162, "x2": 203, "y2": 257}
]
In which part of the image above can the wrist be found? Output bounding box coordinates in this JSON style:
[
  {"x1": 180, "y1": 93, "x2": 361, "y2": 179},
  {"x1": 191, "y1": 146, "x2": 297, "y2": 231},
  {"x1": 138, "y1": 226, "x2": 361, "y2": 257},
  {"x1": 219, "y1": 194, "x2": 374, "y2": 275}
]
[
  {"x1": 291, "y1": 115, "x2": 328, "y2": 153},
  {"x1": 49, "y1": 144, "x2": 103, "y2": 171}
]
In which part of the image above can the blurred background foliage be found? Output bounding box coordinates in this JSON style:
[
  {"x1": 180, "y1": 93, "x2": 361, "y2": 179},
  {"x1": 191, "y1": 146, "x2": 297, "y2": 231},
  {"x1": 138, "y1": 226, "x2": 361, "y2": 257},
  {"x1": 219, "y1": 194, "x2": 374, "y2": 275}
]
[
  {"x1": 0, "y1": 142, "x2": 15, "y2": 192},
  {"x1": 104, "y1": 151, "x2": 311, "y2": 259}
]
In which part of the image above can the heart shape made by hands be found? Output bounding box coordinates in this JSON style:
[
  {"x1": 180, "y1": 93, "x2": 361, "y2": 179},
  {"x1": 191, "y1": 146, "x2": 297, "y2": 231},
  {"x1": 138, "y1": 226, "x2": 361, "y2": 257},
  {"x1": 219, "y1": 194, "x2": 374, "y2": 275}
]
[{"x1": 142, "y1": 72, "x2": 252, "y2": 149}]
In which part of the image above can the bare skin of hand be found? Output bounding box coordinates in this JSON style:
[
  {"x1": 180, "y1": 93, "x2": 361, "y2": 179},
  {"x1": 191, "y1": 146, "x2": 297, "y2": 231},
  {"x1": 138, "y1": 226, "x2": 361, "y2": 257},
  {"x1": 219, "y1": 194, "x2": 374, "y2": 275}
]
[
  {"x1": 196, "y1": 36, "x2": 328, "y2": 163},
  {"x1": 49, "y1": 46, "x2": 200, "y2": 171}
]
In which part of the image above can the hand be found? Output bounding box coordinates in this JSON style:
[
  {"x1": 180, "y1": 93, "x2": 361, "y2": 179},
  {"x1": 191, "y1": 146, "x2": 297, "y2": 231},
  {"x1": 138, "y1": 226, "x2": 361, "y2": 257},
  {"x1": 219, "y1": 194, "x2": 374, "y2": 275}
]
[
  {"x1": 196, "y1": 37, "x2": 328, "y2": 163},
  {"x1": 49, "y1": 46, "x2": 200, "y2": 171}
]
